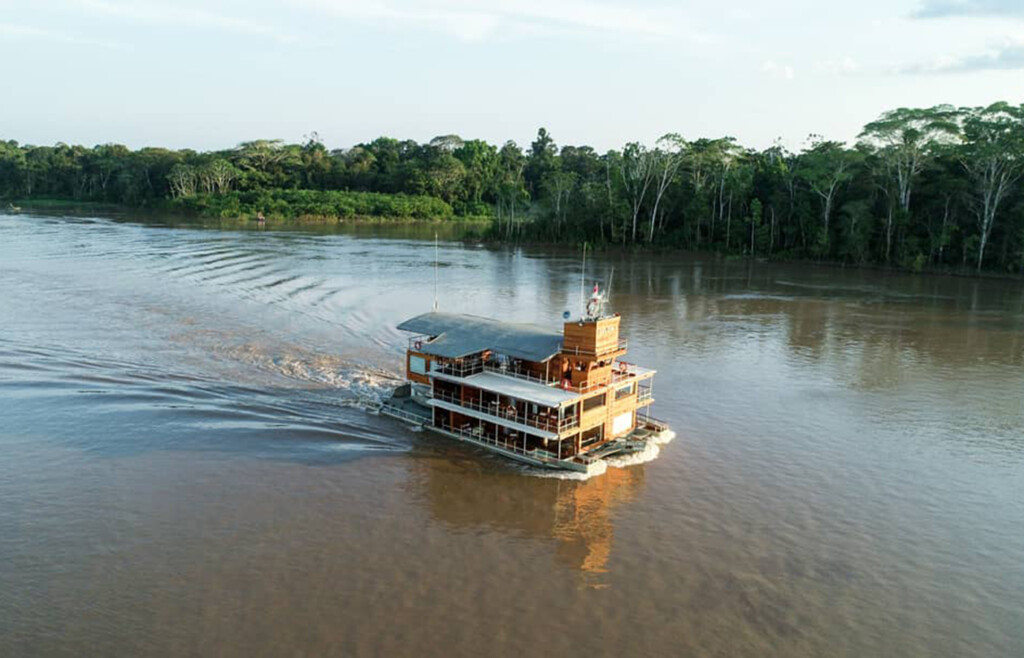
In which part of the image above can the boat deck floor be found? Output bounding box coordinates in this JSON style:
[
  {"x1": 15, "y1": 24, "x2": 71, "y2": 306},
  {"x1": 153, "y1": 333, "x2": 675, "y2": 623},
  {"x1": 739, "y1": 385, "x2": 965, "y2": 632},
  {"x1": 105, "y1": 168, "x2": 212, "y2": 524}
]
[{"x1": 380, "y1": 395, "x2": 432, "y2": 424}]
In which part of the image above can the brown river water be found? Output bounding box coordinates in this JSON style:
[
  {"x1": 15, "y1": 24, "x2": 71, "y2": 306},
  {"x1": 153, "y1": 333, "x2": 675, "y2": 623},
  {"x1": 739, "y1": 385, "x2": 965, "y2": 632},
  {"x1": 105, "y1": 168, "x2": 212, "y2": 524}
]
[{"x1": 1, "y1": 213, "x2": 1023, "y2": 657}]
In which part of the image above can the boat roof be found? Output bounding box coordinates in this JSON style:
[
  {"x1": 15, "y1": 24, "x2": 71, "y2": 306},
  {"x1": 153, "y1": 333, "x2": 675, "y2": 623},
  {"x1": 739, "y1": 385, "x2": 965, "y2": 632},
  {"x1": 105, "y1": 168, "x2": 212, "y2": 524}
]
[
  {"x1": 397, "y1": 312, "x2": 563, "y2": 363},
  {"x1": 431, "y1": 370, "x2": 580, "y2": 407}
]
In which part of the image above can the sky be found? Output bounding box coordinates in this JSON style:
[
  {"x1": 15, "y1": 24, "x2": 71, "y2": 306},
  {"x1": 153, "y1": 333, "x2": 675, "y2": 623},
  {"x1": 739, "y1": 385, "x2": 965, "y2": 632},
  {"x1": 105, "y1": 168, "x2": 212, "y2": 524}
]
[{"x1": 0, "y1": 0, "x2": 1021, "y2": 153}]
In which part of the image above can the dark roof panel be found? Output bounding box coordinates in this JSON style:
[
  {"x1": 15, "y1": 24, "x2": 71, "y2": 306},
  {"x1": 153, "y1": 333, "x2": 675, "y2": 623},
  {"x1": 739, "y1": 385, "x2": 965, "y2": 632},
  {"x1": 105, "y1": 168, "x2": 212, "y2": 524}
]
[{"x1": 397, "y1": 312, "x2": 563, "y2": 362}]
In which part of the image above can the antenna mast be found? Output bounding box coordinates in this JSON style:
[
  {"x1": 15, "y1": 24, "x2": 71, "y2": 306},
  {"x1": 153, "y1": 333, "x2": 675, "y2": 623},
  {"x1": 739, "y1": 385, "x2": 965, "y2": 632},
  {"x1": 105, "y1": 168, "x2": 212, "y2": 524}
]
[
  {"x1": 578, "y1": 242, "x2": 587, "y2": 319},
  {"x1": 433, "y1": 233, "x2": 439, "y2": 312},
  {"x1": 606, "y1": 266, "x2": 614, "y2": 312}
]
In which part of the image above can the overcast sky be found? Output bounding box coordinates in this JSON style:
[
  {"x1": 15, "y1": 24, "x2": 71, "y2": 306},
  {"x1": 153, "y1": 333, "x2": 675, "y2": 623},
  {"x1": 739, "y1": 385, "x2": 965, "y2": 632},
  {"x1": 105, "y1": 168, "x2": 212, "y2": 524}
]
[{"x1": 1, "y1": 0, "x2": 1021, "y2": 152}]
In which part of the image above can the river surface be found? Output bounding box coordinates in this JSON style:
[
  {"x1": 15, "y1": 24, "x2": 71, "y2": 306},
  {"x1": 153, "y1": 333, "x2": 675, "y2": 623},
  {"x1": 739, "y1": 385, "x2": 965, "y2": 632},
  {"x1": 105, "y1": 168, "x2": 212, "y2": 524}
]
[{"x1": 1, "y1": 213, "x2": 1023, "y2": 657}]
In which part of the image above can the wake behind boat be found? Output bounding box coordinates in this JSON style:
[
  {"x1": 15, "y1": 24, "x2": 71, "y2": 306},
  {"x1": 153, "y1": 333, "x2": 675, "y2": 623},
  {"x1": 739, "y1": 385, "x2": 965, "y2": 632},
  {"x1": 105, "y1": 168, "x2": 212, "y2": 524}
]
[{"x1": 377, "y1": 284, "x2": 669, "y2": 475}]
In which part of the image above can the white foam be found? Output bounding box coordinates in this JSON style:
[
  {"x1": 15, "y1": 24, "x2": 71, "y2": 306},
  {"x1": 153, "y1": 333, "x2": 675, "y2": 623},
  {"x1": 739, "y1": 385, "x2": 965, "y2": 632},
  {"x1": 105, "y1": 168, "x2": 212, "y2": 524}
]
[
  {"x1": 227, "y1": 342, "x2": 403, "y2": 407},
  {"x1": 605, "y1": 440, "x2": 661, "y2": 468},
  {"x1": 527, "y1": 459, "x2": 607, "y2": 480},
  {"x1": 523, "y1": 427, "x2": 675, "y2": 478},
  {"x1": 651, "y1": 428, "x2": 676, "y2": 445}
]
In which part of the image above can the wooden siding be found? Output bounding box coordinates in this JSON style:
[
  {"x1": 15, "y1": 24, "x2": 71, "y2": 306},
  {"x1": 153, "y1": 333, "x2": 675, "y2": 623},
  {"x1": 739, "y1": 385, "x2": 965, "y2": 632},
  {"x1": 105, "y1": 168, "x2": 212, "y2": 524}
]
[
  {"x1": 610, "y1": 391, "x2": 638, "y2": 417},
  {"x1": 562, "y1": 316, "x2": 620, "y2": 357},
  {"x1": 579, "y1": 391, "x2": 609, "y2": 431}
]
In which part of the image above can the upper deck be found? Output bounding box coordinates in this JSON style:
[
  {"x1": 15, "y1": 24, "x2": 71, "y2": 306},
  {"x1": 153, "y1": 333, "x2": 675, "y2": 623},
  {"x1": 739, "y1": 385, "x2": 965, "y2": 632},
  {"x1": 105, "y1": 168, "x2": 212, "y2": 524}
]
[{"x1": 430, "y1": 369, "x2": 580, "y2": 408}]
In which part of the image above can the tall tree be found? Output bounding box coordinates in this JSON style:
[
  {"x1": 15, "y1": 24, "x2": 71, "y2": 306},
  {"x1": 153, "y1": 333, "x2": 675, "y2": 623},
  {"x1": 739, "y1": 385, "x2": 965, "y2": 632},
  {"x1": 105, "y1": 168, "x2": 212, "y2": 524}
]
[
  {"x1": 525, "y1": 128, "x2": 557, "y2": 198},
  {"x1": 647, "y1": 134, "x2": 687, "y2": 242},
  {"x1": 859, "y1": 105, "x2": 960, "y2": 213},
  {"x1": 797, "y1": 138, "x2": 860, "y2": 253},
  {"x1": 619, "y1": 142, "x2": 654, "y2": 243},
  {"x1": 959, "y1": 102, "x2": 1024, "y2": 271}
]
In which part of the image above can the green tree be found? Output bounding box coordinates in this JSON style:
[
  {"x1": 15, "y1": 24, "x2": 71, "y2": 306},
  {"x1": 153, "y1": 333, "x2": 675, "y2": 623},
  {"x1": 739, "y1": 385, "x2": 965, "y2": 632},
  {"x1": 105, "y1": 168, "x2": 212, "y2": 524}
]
[
  {"x1": 797, "y1": 138, "x2": 860, "y2": 255},
  {"x1": 859, "y1": 105, "x2": 961, "y2": 213},
  {"x1": 959, "y1": 102, "x2": 1024, "y2": 271}
]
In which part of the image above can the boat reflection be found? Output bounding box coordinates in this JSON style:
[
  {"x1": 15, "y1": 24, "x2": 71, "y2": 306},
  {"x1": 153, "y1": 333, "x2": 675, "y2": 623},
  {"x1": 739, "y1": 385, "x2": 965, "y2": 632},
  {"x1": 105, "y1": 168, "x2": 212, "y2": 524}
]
[{"x1": 410, "y1": 454, "x2": 645, "y2": 577}]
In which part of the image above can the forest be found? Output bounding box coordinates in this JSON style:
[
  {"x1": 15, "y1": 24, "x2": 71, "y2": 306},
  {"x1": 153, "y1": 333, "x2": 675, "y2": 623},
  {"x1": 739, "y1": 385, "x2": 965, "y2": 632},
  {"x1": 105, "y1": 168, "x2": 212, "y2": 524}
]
[{"x1": 2, "y1": 101, "x2": 1022, "y2": 274}]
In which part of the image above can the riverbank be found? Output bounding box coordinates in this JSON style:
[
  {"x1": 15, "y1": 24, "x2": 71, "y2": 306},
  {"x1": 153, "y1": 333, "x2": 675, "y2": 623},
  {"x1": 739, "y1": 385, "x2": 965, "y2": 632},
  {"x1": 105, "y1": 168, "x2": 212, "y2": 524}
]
[
  {"x1": 8, "y1": 201, "x2": 1022, "y2": 279},
  {"x1": 8, "y1": 196, "x2": 491, "y2": 228}
]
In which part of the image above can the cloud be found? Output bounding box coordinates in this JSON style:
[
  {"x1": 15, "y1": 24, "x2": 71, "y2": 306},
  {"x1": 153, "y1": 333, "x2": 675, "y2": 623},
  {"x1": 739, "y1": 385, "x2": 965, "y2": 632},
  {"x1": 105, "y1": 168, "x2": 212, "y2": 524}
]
[
  {"x1": 295, "y1": 0, "x2": 701, "y2": 42},
  {"x1": 0, "y1": 21, "x2": 123, "y2": 48},
  {"x1": 761, "y1": 60, "x2": 794, "y2": 80},
  {"x1": 903, "y1": 40, "x2": 1024, "y2": 72},
  {"x1": 75, "y1": 0, "x2": 298, "y2": 43},
  {"x1": 912, "y1": 0, "x2": 1024, "y2": 18},
  {"x1": 815, "y1": 57, "x2": 859, "y2": 75}
]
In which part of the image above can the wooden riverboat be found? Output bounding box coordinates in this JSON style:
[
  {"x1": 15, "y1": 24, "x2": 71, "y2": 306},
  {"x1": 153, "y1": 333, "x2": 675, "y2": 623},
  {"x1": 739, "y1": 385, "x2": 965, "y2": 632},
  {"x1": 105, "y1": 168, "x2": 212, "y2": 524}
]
[{"x1": 378, "y1": 286, "x2": 669, "y2": 475}]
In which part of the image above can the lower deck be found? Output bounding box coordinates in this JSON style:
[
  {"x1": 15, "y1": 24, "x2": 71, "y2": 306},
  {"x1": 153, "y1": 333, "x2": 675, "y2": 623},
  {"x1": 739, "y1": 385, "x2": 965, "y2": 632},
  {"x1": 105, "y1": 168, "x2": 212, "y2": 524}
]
[{"x1": 378, "y1": 387, "x2": 666, "y2": 473}]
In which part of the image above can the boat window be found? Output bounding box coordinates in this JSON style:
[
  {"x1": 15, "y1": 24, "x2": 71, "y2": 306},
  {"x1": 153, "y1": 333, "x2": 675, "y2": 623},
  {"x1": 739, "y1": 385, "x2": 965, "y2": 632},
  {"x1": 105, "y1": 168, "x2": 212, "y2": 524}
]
[
  {"x1": 614, "y1": 383, "x2": 635, "y2": 400},
  {"x1": 583, "y1": 395, "x2": 605, "y2": 412},
  {"x1": 410, "y1": 355, "x2": 427, "y2": 375}
]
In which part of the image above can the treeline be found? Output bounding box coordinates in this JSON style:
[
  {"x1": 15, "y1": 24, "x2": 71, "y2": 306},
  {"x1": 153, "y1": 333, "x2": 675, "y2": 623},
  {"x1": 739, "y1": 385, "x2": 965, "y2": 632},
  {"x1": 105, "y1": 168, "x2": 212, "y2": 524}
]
[
  {"x1": 2, "y1": 102, "x2": 1023, "y2": 273},
  {"x1": 174, "y1": 189, "x2": 454, "y2": 221}
]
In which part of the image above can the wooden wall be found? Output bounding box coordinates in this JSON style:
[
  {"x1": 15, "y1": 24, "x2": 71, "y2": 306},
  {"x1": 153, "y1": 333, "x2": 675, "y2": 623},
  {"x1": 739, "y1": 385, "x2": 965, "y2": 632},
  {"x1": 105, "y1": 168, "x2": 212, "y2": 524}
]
[{"x1": 562, "y1": 316, "x2": 620, "y2": 357}]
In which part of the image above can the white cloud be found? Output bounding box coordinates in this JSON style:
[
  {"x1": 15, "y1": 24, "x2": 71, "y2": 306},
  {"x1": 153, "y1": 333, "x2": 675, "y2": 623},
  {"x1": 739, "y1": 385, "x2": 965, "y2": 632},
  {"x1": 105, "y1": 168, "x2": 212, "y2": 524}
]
[
  {"x1": 0, "y1": 21, "x2": 123, "y2": 48},
  {"x1": 296, "y1": 0, "x2": 701, "y2": 42},
  {"x1": 761, "y1": 60, "x2": 795, "y2": 80},
  {"x1": 74, "y1": 0, "x2": 298, "y2": 43},
  {"x1": 903, "y1": 36, "x2": 1024, "y2": 72},
  {"x1": 912, "y1": 0, "x2": 1024, "y2": 19},
  {"x1": 815, "y1": 57, "x2": 860, "y2": 75}
]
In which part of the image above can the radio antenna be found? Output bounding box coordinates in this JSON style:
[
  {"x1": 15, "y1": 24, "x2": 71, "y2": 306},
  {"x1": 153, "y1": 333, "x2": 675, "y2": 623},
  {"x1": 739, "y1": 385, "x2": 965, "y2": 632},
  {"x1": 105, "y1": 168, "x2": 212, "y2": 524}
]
[
  {"x1": 578, "y1": 242, "x2": 587, "y2": 319},
  {"x1": 433, "y1": 233, "x2": 439, "y2": 312},
  {"x1": 606, "y1": 266, "x2": 614, "y2": 311}
]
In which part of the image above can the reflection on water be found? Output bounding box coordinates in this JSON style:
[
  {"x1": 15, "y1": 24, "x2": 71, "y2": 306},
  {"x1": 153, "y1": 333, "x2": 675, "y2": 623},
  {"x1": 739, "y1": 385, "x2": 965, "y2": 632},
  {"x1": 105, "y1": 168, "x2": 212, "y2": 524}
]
[
  {"x1": 552, "y1": 467, "x2": 643, "y2": 577},
  {"x1": 2, "y1": 213, "x2": 1024, "y2": 657},
  {"x1": 412, "y1": 456, "x2": 644, "y2": 579}
]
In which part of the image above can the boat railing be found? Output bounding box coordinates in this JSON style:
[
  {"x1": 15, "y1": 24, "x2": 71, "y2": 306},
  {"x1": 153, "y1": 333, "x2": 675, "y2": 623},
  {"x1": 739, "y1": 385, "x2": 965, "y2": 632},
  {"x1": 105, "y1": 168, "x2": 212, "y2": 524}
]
[
  {"x1": 642, "y1": 416, "x2": 669, "y2": 432},
  {"x1": 439, "y1": 421, "x2": 565, "y2": 463},
  {"x1": 431, "y1": 389, "x2": 579, "y2": 433},
  {"x1": 433, "y1": 358, "x2": 485, "y2": 378},
  {"x1": 407, "y1": 334, "x2": 433, "y2": 351},
  {"x1": 433, "y1": 356, "x2": 563, "y2": 389},
  {"x1": 379, "y1": 403, "x2": 429, "y2": 425},
  {"x1": 567, "y1": 379, "x2": 607, "y2": 394},
  {"x1": 481, "y1": 362, "x2": 557, "y2": 387},
  {"x1": 610, "y1": 361, "x2": 655, "y2": 384}
]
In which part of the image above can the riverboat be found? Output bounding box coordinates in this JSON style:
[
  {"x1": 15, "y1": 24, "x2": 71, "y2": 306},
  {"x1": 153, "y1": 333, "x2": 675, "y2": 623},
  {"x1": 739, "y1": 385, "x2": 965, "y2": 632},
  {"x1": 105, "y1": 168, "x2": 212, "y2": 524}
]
[{"x1": 378, "y1": 285, "x2": 669, "y2": 475}]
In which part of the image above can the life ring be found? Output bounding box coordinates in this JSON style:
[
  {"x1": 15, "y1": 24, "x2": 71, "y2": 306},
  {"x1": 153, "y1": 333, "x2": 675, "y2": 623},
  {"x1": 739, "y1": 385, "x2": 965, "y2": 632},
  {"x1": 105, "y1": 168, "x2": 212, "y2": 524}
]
[
  {"x1": 561, "y1": 379, "x2": 571, "y2": 390},
  {"x1": 414, "y1": 340, "x2": 422, "y2": 350},
  {"x1": 618, "y1": 362, "x2": 628, "y2": 374}
]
